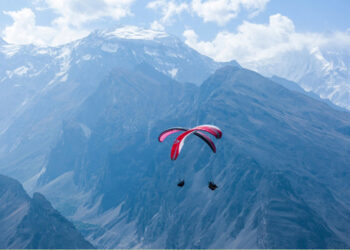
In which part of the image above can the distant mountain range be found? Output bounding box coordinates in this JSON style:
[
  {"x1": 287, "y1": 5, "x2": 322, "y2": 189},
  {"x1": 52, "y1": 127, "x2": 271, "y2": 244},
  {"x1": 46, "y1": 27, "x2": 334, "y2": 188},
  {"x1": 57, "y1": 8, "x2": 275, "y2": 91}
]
[
  {"x1": 0, "y1": 174, "x2": 94, "y2": 249},
  {"x1": 242, "y1": 46, "x2": 350, "y2": 110},
  {"x1": 1, "y1": 28, "x2": 350, "y2": 248}
]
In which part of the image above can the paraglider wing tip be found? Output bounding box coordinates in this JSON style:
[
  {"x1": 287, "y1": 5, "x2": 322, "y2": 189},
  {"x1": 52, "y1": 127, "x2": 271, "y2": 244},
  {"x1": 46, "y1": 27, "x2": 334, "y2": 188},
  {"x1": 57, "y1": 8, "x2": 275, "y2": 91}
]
[
  {"x1": 172, "y1": 153, "x2": 179, "y2": 160},
  {"x1": 159, "y1": 128, "x2": 187, "y2": 143},
  {"x1": 216, "y1": 130, "x2": 223, "y2": 139}
]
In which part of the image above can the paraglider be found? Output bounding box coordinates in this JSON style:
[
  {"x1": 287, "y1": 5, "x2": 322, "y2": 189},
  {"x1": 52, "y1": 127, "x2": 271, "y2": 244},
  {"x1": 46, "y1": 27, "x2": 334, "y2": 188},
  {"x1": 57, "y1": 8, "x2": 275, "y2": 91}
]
[{"x1": 158, "y1": 124, "x2": 222, "y2": 190}]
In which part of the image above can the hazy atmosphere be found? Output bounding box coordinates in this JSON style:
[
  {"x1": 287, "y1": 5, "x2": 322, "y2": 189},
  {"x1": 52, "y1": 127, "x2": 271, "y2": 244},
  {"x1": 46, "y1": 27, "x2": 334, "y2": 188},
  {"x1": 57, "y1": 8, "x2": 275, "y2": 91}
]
[{"x1": 0, "y1": 1, "x2": 350, "y2": 249}]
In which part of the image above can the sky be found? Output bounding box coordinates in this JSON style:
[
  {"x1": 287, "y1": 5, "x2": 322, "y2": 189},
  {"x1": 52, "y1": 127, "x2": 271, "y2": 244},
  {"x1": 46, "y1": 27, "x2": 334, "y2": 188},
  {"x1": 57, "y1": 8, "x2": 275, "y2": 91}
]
[{"x1": 0, "y1": 0, "x2": 349, "y2": 63}]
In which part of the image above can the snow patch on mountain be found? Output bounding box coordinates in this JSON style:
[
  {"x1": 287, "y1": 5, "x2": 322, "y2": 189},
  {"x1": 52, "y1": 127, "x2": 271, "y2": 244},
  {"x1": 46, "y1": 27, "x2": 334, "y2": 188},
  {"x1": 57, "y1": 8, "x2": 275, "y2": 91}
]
[
  {"x1": 82, "y1": 54, "x2": 92, "y2": 61},
  {"x1": 109, "y1": 26, "x2": 168, "y2": 40},
  {"x1": 310, "y1": 47, "x2": 332, "y2": 73},
  {"x1": 101, "y1": 43, "x2": 119, "y2": 53},
  {"x1": 167, "y1": 51, "x2": 185, "y2": 59},
  {"x1": 0, "y1": 44, "x2": 21, "y2": 57},
  {"x1": 46, "y1": 47, "x2": 71, "y2": 86},
  {"x1": 168, "y1": 68, "x2": 178, "y2": 78},
  {"x1": 33, "y1": 47, "x2": 56, "y2": 56},
  {"x1": 79, "y1": 123, "x2": 91, "y2": 138},
  {"x1": 23, "y1": 167, "x2": 46, "y2": 193},
  {"x1": 56, "y1": 47, "x2": 71, "y2": 77},
  {"x1": 144, "y1": 48, "x2": 159, "y2": 57},
  {"x1": 6, "y1": 65, "x2": 30, "y2": 78}
]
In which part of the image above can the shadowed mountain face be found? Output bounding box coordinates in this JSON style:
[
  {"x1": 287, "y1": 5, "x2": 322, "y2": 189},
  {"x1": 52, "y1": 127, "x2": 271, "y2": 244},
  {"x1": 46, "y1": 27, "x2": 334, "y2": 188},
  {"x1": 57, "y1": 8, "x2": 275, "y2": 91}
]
[
  {"x1": 0, "y1": 32, "x2": 235, "y2": 182},
  {"x1": 38, "y1": 65, "x2": 350, "y2": 248},
  {"x1": 0, "y1": 174, "x2": 94, "y2": 249}
]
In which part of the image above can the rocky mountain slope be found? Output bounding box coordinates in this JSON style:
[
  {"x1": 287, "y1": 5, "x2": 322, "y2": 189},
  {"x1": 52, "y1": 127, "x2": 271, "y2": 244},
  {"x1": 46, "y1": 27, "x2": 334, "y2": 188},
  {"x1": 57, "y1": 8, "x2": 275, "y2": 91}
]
[
  {"x1": 0, "y1": 174, "x2": 94, "y2": 249},
  {"x1": 37, "y1": 65, "x2": 350, "y2": 248},
  {"x1": 0, "y1": 28, "x2": 235, "y2": 182}
]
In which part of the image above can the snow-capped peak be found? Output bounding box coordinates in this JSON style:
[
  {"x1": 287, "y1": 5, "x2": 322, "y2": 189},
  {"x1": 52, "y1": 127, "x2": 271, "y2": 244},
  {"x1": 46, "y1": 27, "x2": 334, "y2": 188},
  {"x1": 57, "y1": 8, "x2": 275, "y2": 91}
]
[{"x1": 108, "y1": 26, "x2": 168, "y2": 40}]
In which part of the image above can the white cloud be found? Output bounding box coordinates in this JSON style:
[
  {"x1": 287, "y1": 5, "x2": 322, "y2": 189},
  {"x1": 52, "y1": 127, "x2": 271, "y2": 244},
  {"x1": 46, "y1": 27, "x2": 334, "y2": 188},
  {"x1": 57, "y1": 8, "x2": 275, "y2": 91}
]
[
  {"x1": 150, "y1": 21, "x2": 165, "y2": 31},
  {"x1": 2, "y1": 0, "x2": 135, "y2": 46},
  {"x1": 183, "y1": 14, "x2": 330, "y2": 63},
  {"x1": 184, "y1": 13, "x2": 350, "y2": 111},
  {"x1": 147, "y1": 0, "x2": 189, "y2": 25},
  {"x1": 2, "y1": 8, "x2": 89, "y2": 46},
  {"x1": 191, "y1": 0, "x2": 270, "y2": 25},
  {"x1": 147, "y1": 0, "x2": 269, "y2": 28},
  {"x1": 44, "y1": 0, "x2": 135, "y2": 27}
]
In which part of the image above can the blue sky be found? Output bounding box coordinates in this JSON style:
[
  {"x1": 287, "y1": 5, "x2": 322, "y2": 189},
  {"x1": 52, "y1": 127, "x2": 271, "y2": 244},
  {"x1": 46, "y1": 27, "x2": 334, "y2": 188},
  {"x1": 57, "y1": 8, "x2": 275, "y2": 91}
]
[
  {"x1": 257, "y1": 0, "x2": 350, "y2": 33},
  {"x1": 0, "y1": 0, "x2": 349, "y2": 62}
]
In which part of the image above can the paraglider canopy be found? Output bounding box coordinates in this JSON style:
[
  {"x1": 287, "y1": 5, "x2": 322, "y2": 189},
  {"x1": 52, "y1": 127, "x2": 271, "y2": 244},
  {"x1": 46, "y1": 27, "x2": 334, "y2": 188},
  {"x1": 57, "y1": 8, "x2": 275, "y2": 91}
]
[{"x1": 158, "y1": 124, "x2": 222, "y2": 160}]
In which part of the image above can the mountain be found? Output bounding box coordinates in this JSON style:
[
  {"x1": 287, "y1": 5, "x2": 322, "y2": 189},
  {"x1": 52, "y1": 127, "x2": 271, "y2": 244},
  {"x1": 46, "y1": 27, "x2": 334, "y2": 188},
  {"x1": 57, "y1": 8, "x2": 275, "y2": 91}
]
[
  {"x1": 37, "y1": 65, "x2": 350, "y2": 248},
  {"x1": 0, "y1": 174, "x2": 94, "y2": 249},
  {"x1": 37, "y1": 62, "x2": 197, "y2": 214},
  {"x1": 0, "y1": 28, "x2": 236, "y2": 183},
  {"x1": 270, "y1": 75, "x2": 349, "y2": 112},
  {"x1": 242, "y1": 46, "x2": 350, "y2": 110}
]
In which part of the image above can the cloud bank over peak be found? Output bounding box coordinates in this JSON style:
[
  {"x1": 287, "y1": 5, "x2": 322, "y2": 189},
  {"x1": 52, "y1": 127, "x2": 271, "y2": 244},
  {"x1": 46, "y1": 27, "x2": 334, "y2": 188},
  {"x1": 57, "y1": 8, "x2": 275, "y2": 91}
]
[
  {"x1": 1, "y1": 0, "x2": 271, "y2": 47},
  {"x1": 182, "y1": 13, "x2": 350, "y2": 111},
  {"x1": 183, "y1": 14, "x2": 346, "y2": 63}
]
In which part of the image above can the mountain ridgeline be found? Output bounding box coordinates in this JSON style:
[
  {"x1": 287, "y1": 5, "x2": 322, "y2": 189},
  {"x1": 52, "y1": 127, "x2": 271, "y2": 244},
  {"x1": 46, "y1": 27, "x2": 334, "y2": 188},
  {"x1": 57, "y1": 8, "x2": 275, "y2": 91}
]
[
  {"x1": 0, "y1": 174, "x2": 94, "y2": 249},
  {"x1": 243, "y1": 46, "x2": 350, "y2": 111},
  {"x1": 0, "y1": 31, "x2": 235, "y2": 182},
  {"x1": 37, "y1": 65, "x2": 350, "y2": 248}
]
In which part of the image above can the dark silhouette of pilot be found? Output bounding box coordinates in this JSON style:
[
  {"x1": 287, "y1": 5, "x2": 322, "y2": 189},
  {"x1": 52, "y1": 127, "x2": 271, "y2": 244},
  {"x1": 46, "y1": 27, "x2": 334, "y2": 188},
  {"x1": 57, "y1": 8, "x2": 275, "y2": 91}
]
[
  {"x1": 177, "y1": 180, "x2": 185, "y2": 187},
  {"x1": 208, "y1": 181, "x2": 218, "y2": 190}
]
